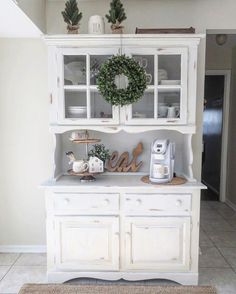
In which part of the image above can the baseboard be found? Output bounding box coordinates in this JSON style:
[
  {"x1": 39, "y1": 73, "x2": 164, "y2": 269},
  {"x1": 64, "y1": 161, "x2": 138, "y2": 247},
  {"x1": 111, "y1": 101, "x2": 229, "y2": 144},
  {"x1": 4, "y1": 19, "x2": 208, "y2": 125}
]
[
  {"x1": 226, "y1": 199, "x2": 236, "y2": 212},
  {"x1": 0, "y1": 245, "x2": 46, "y2": 253}
]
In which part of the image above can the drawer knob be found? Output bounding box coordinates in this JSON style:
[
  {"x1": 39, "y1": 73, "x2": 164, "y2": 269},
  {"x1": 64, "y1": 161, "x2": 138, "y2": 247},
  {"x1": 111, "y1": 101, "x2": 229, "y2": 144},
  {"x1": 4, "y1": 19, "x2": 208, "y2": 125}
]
[
  {"x1": 64, "y1": 198, "x2": 70, "y2": 205},
  {"x1": 136, "y1": 199, "x2": 142, "y2": 206},
  {"x1": 176, "y1": 199, "x2": 183, "y2": 207},
  {"x1": 103, "y1": 199, "x2": 110, "y2": 206}
]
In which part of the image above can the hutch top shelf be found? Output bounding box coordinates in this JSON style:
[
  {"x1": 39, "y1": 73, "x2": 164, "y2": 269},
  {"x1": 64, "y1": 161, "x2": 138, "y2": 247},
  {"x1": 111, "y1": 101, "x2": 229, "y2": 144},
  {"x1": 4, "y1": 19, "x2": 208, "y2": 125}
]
[{"x1": 45, "y1": 34, "x2": 204, "y2": 134}]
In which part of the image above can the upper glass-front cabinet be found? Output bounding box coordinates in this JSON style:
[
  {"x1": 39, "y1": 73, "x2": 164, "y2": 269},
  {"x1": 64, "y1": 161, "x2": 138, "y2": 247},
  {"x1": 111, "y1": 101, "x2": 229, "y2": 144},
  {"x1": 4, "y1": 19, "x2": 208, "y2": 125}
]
[
  {"x1": 58, "y1": 48, "x2": 119, "y2": 125},
  {"x1": 125, "y1": 48, "x2": 188, "y2": 125},
  {"x1": 54, "y1": 46, "x2": 190, "y2": 126}
]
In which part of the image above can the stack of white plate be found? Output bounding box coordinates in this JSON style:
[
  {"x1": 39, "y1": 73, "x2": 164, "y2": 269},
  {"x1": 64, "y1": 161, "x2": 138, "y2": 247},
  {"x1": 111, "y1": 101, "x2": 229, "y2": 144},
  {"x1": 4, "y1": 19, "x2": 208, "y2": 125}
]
[{"x1": 67, "y1": 106, "x2": 87, "y2": 118}]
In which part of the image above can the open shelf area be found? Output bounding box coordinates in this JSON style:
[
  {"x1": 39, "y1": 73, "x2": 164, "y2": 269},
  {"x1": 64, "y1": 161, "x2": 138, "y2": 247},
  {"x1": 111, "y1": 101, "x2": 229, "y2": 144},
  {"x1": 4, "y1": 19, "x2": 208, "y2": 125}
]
[{"x1": 51, "y1": 129, "x2": 195, "y2": 182}]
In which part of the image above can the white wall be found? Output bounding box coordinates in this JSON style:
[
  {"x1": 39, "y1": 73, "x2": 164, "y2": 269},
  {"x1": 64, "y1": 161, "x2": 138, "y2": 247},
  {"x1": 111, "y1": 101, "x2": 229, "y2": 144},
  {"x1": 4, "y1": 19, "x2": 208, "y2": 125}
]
[
  {"x1": 46, "y1": 0, "x2": 236, "y2": 35},
  {"x1": 2, "y1": 0, "x2": 236, "y2": 246},
  {"x1": 0, "y1": 39, "x2": 52, "y2": 246},
  {"x1": 18, "y1": 0, "x2": 46, "y2": 33},
  {"x1": 227, "y1": 46, "x2": 236, "y2": 207},
  {"x1": 205, "y1": 34, "x2": 236, "y2": 70}
]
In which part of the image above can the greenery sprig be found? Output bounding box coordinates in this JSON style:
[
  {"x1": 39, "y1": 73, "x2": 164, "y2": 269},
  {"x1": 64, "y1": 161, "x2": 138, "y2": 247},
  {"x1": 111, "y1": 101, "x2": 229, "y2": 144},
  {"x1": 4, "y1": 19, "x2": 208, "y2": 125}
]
[
  {"x1": 88, "y1": 144, "x2": 111, "y2": 163},
  {"x1": 106, "y1": 0, "x2": 127, "y2": 29},
  {"x1": 97, "y1": 55, "x2": 147, "y2": 106},
  {"x1": 61, "y1": 0, "x2": 82, "y2": 27}
]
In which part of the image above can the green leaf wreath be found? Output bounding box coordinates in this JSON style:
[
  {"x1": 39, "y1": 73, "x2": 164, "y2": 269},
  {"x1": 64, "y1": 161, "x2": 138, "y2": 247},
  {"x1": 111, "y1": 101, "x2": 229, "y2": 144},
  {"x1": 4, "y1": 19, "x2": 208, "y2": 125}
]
[{"x1": 97, "y1": 55, "x2": 147, "y2": 106}]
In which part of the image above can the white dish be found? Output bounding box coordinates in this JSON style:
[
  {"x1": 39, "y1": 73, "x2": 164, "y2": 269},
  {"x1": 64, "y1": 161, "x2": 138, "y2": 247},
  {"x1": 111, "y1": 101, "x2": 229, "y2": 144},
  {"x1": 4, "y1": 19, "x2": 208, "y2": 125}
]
[
  {"x1": 68, "y1": 108, "x2": 87, "y2": 114},
  {"x1": 160, "y1": 80, "x2": 181, "y2": 85},
  {"x1": 64, "y1": 62, "x2": 86, "y2": 85}
]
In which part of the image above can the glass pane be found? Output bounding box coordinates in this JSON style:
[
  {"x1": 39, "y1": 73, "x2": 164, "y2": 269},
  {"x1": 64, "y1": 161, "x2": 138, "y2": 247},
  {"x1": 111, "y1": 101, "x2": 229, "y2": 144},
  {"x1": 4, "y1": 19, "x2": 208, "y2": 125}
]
[
  {"x1": 132, "y1": 90, "x2": 154, "y2": 119},
  {"x1": 65, "y1": 89, "x2": 87, "y2": 119},
  {"x1": 133, "y1": 55, "x2": 154, "y2": 86},
  {"x1": 90, "y1": 55, "x2": 112, "y2": 85},
  {"x1": 158, "y1": 89, "x2": 180, "y2": 119},
  {"x1": 90, "y1": 91, "x2": 113, "y2": 119},
  {"x1": 158, "y1": 55, "x2": 181, "y2": 85},
  {"x1": 64, "y1": 55, "x2": 86, "y2": 85}
]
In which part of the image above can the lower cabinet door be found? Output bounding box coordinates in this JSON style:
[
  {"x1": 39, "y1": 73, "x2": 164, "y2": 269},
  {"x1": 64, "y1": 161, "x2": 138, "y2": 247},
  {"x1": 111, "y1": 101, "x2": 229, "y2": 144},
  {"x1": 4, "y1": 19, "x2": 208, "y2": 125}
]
[
  {"x1": 54, "y1": 216, "x2": 119, "y2": 271},
  {"x1": 124, "y1": 217, "x2": 191, "y2": 271}
]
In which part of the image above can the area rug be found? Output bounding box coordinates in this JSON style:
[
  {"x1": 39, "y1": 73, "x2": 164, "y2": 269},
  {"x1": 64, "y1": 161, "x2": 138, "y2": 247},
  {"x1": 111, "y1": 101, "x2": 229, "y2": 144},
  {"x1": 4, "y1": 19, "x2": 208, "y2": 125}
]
[{"x1": 19, "y1": 284, "x2": 217, "y2": 294}]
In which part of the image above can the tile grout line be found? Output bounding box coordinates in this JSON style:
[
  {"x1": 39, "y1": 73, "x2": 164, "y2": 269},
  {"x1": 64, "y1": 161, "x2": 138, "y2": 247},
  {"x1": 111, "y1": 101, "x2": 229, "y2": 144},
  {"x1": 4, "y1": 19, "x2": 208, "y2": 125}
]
[
  {"x1": 0, "y1": 254, "x2": 22, "y2": 283},
  {"x1": 199, "y1": 204, "x2": 236, "y2": 272},
  {"x1": 217, "y1": 247, "x2": 236, "y2": 274},
  {"x1": 200, "y1": 214, "x2": 236, "y2": 272}
]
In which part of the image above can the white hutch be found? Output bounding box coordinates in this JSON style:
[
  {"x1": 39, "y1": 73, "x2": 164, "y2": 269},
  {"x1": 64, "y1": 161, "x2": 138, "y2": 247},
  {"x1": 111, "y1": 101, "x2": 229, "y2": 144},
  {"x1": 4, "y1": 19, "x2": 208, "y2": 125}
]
[{"x1": 42, "y1": 34, "x2": 205, "y2": 285}]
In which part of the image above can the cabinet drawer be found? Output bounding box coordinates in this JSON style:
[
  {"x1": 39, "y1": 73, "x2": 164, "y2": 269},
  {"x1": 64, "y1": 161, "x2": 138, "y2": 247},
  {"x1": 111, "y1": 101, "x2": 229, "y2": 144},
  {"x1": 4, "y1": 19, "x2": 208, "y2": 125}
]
[
  {"x1": 53, "y1": 193, "x2": 119, "y2": 213},
  {"x1": 124, "y1": 194, "x2": 191, "y2": 214}
]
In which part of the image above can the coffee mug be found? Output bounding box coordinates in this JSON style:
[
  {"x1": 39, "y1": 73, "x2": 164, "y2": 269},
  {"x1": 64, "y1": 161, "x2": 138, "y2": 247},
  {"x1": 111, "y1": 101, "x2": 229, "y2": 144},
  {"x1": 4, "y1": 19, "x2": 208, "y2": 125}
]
[
  {"x1": 71, "y1": 131, "x2": 87, "y2": 140},
  {"x1": 153, "y1": 164, "x2": 169, "y2": 179},
  {"x1": 72, "y1": 160, "x2": 89, "y2": 173}
]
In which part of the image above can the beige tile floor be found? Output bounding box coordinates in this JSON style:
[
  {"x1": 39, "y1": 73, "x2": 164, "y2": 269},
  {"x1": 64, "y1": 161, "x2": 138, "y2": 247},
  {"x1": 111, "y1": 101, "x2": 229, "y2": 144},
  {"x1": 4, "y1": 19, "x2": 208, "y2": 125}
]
[{"x1": 0, "y1": 201, "x2": 236, "y2": 294}]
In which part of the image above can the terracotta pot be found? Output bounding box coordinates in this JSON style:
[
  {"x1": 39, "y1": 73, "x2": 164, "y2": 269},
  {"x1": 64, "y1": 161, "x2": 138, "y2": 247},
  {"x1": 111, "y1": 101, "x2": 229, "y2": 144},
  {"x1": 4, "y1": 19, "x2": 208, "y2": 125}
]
[{"x1": 67, "y1": 24, "x2": 79, "y2": 34}]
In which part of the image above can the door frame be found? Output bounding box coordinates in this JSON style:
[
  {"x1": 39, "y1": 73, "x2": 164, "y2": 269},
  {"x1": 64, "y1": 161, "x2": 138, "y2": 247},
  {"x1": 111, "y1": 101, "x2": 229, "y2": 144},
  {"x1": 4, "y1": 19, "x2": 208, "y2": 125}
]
[{"x1": 205, "y1": 70, "x2": 231, "y2": 202}]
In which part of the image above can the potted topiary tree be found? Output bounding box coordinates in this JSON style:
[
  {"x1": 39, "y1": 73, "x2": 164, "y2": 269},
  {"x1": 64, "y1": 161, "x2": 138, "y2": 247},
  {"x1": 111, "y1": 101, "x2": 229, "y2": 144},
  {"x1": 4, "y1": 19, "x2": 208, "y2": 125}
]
[
  {"x1": 61, "y1": 0, "x2": 83, "y2": 34},
  {"x1": 105, "y1": 0, "x2": 127, "y2": 34}
]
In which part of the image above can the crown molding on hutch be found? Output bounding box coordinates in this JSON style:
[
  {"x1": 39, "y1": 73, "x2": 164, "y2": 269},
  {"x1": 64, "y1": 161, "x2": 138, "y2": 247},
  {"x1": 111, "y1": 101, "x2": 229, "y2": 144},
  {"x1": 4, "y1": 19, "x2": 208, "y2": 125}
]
[{"x1": 43, "y1": 34, "x2": 205, "y2": 46}]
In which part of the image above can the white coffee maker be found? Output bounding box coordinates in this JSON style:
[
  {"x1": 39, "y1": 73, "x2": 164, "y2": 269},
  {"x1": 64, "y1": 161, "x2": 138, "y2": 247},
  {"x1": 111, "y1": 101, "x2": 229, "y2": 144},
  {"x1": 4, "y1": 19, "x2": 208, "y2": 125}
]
[{"x1": 149, "y1": 139, "x2": 175, "y2": 184}]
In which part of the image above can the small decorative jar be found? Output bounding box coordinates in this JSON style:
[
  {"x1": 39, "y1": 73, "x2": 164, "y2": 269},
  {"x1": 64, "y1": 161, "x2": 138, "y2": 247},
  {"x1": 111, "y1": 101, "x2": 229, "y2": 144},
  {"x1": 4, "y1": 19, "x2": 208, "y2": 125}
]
[{"x1": 88, "y1": 15, "x2": 105, "y2": 34}]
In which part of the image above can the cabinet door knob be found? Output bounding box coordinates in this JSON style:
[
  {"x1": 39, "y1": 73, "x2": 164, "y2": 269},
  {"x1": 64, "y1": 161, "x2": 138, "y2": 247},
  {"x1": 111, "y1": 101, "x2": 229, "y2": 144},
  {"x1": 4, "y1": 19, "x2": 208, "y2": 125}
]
[
  {"x1": 103, "y1": 199, "x2": 110, "y2": 206},
  {"x1": 176, "y1": 199, "x2": 183, "y2": 207},
  {"x1": 136, "y1": 199, "x2": 142, "y2": 206}
]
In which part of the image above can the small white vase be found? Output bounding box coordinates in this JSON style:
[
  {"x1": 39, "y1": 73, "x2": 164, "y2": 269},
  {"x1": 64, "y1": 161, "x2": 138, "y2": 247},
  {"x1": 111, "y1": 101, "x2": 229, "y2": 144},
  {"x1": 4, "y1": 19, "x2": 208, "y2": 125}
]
[{"x1": 88, "y1": 15, "x2": 105, "y2": 34}]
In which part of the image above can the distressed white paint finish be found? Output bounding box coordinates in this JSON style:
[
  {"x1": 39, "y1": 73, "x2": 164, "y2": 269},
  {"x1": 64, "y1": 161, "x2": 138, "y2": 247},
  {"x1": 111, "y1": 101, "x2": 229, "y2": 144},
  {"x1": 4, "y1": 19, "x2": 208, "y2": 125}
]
[
  {"x1": 43, "y1": 35, "x2": 204, "y2": 285},
  {"x1": 54, "y1": 216, "x2": 119, "y2": 271},
  {"x1": 124, "y1": 217, "x2": 191, "y2": 271},
  {"x1": 45, "y1": 35, "x2": 202, "y2": 131},
  {"x1": 44, "y1": 185, "x2": 202, "y2": 284}
]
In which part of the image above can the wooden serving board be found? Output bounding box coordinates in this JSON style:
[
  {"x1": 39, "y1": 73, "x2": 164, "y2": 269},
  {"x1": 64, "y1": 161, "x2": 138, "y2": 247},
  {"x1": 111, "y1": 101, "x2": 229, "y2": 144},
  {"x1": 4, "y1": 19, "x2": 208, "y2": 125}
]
[
  {"x1": 67, "y1": 169, "x2": 101, "y2": 177},
  {"x1": 70, "y1": 138, "x2": 101, "y2": 144},
  {"x1": 141, "y1": 175, "x2": 187, "y2": 185}
]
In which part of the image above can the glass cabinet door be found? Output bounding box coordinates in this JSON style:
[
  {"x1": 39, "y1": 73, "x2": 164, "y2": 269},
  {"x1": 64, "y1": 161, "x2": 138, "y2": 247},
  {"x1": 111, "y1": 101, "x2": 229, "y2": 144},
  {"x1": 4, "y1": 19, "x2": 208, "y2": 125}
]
[
  {"x1": 58, "y1": 49, "x2": 119, "y2": 125},
  {"x1": 125, "y1": 48, "x2": 188, "y2": 125}
]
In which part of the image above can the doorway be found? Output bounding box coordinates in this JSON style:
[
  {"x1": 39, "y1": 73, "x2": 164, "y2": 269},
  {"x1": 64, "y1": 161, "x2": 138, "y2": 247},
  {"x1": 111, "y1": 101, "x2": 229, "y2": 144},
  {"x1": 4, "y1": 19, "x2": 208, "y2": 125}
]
[{"x1": 202, "y1": 70, "x2": 230, "y2": 201}]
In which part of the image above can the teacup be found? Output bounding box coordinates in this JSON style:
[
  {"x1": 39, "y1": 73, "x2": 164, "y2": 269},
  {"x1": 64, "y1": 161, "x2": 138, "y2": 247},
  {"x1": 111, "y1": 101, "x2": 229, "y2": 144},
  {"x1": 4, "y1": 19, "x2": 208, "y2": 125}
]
[{"x1": 72, "y1": 160, "x2": 89, "y2": 173}]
